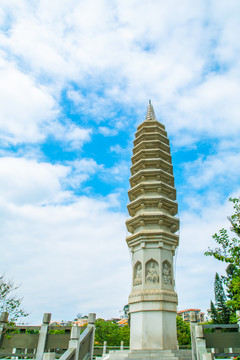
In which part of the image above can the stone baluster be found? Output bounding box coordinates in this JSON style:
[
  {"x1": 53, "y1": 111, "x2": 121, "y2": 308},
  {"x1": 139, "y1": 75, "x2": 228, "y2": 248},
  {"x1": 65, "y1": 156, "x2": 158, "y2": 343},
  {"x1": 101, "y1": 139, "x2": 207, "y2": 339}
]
[
  {"x1": 102, "y1": 341, "x2": 107, "y2": 356},
  {"x1": 69, "y1": 326, "x2": 81, "y2": 360},
  {"x1": 87, "y1": 313, "x2": 96, "y2": 360},
  {"x1": 36, "y1": 313, "x2": 51, "y2": 360}
]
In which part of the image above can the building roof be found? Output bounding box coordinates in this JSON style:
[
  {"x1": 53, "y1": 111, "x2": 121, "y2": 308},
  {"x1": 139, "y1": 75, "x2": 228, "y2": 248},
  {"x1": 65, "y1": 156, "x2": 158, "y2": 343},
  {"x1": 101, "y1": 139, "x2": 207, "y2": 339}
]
[{"x1": 177, "y1": 309, "x2": 202, "y2": 313}]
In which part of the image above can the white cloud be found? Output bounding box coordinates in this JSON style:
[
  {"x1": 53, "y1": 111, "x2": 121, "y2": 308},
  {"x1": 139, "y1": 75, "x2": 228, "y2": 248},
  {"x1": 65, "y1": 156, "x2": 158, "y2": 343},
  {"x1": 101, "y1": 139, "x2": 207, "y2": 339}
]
[
  {"x1": 1, "y1": 0, "x2": 240, "y2": 142},
  {"x1": 0, "y1": 194, "x2": 130, "y2": 323},
  {"x1": 0, "y1": 157, "x2": 70, "y2": 205},
  {"x1": 65, "y1": 158, "x2": 102, "y2": 188},
  {"x1": 176, "y1": 192, "x2": 238, "y2": 312},
  {"x1": 0, "y1": 61, "x2": 58, "y2": 145},
  {"x1": 183, "y1": 150, "x2": 240, "y2": 190},
  {"x1": 0, "y1": 60, "x2": 92, "y2": 148},
  {"x1": 1, "y1": 0, "x2": 240, "y2": 323},
  {"x1": 110, "y1": 144, "x2": 128, "y2": 154},
  {"x1": 51, "y1": 121, "x2": 92, "y2": 149},
  {"x1": 0, "y1": 155, "x2": 129, "y2": 322},
  {"x1": 100, "y1": 160, "x2": 130, "y2": 183},
  {"x1": 99, "y1": 127, "x2": 118, "y2": 136},
  {"x1": 171, "y1": 73, "x2": 240, "y2": 137}
]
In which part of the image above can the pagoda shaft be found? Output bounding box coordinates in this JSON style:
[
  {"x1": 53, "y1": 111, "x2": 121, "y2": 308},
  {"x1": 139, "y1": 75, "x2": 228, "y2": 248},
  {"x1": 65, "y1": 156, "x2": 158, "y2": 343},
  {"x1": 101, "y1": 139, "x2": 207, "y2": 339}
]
[{"x1": 126, "y1": 102, "x2": 179, "y2": 350}]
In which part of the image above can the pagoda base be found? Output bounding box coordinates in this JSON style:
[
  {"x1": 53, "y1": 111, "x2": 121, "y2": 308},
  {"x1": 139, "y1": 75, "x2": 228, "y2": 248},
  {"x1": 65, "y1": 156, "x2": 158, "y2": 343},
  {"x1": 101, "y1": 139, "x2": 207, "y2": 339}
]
[
  {"x1": 128, "y1": 290, "x2": 178, "y2": 350},
  {"x1": 104, "y1": 349, "x2": 192, "y2": 360},
  {"x1": 130, "y1": 310, "x2": 177, "y2": 350}
]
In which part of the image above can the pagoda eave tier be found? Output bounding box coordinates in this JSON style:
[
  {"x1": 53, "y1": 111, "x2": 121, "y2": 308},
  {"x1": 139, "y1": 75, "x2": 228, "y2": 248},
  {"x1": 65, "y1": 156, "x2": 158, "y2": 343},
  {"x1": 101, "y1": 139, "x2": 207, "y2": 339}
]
[
  {"x1": 136, "y1": 119, "x2": 165, "y2": 131},
  {"x1": 127, "y1": 197, "x2": 178, "y2": 216},
  {"x1": 126, "y1": 230, "x2": 179, "y2": 248},
  {"x1": 131, "y1": 148, "x2": 172, "y2": 165},
  {"x1": 136, "y1": 119, "x2": 166, "y2": 132},
  {"x1": 126, "y1": 213, "x2": 179, "y2": 234},
  {"x1": 131, "y1": 158, "x2": 173, "y2": 175},
  {"x1": 130, "y1": 169, "x2": 174, "y2": 187},
  {"x1": 133, "y1": 132, "x2": 169, "y2": 147},
  {"x1": 132, "y1": 139, "x2": 170, "y2": 155},
  {"x1": 128, "y1": 182, "x2": 176, "y2": 202},
  {"x1": 135, "y1": 125, "x2": 168, "y2": 139}
]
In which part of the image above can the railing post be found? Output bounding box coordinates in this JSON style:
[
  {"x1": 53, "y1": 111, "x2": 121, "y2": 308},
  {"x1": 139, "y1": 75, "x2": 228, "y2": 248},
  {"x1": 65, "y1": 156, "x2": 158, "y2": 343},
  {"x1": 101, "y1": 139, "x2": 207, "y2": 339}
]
[
  {"x1": 36, "y1": 313, "x2": 51, "y2": 360},
  {"x1": 190, "y1": 311, "x2": 197, "y2": 360},
  {"x1": 0, "y1": 312, "x2": 8, "y2": 346},
  {"x1": 195, "y1": 325, "x2": 204, "y2": 339},
  {"x1": 120, "y1": 341, "x2": 124, "y2": 350},
  {"x1": 43, "y1": 354, "x2": 56, "y2": 360},
  {"x1": 102, "y1": 341, "x2": 107, "y2": 357},
  {"x1": 236, "y1": 310, "x2": 240, "y2": 332},
  {"x1": 69, "y1": 326, "x2": 81, "y2": 360},
  {"x1": 87, "y1": 313, "x2": 96, "y2": 360},
  {"x1": 194, "y1": 325, "x2": 213, "y2": 360}
]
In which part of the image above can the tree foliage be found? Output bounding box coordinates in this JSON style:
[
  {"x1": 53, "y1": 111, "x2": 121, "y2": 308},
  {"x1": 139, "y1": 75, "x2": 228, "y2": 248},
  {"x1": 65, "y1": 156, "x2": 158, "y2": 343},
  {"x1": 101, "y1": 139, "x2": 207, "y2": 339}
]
[
  {"x1": 94, "y1": 319, "x2": 130, "y2": 346},
  {"x1": 176, "y1": 316, "x2": 191, "y2": 346},
  {"x1": 94, "y1": 317, "x2": 191, "y2": 347},
  {"x1": 205, "y1": 197, "x2": 240, "y2": 315},
  {"x1": 0, "y1": 274, "x2": 28, "y2": 322},
  {"x1": 205, "y1": 198, "x2": 240, "y2": 271},
  {"x1": 210, "y1": 273, "x2": 231, "y2": 324}
]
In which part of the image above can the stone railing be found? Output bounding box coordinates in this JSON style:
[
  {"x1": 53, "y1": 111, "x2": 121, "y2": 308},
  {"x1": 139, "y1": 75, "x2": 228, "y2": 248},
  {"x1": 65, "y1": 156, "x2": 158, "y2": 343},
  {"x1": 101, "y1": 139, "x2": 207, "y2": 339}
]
[
  {"x1": 0, "y1": 312, "x2": 96, "y2": 360},
  {"x1": 190, "y1": 310, "x2": 240, "y2": 360},
  {"x1": 94, "y1": 341, "x2": 129, "y2": 358}
]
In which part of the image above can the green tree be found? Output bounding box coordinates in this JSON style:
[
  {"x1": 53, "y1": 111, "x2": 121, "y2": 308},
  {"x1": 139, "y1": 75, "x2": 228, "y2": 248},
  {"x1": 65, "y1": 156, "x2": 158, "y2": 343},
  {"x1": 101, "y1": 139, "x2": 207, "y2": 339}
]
[
  {"x1": 210, "y1": 273, "x2": 231, "y2": 323},
  {"x1": 118, "y1": 325, "x2": 130, "y2": 346},
  {"x1": 176, "y1": 316, "x2": 191, "y2": 346},
  {"x1": 95, "y1": 317, "x2": 190, "y2": 347},
  {"x1": 0, "y1": 274, "x2": 28, "y2": 322},
  {"x1": 94, "y1": 319, "x2": 129, "y2": 346},
  {"x1": 205, "y1": 197, "x2": 240, "y2": 312}
]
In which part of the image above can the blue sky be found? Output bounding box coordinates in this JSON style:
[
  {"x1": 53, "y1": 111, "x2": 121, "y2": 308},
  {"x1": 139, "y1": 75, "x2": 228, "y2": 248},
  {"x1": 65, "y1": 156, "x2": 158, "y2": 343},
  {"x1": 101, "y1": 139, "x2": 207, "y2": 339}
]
[{"x1": 1, "y1": 0, "x2": 240, "y2": 323}]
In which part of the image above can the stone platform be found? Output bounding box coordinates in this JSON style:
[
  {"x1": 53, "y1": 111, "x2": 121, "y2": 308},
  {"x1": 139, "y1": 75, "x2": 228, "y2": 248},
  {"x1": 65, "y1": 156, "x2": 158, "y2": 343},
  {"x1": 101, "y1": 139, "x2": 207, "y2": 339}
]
[{"x1": 103, "y1": 349, "x2": 192, "y2": 360}]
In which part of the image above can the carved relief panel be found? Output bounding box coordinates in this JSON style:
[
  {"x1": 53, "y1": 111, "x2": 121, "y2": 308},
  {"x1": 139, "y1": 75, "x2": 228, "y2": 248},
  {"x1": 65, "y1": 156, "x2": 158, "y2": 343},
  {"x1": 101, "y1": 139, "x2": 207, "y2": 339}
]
[
  {"x1": 133, "y1": 261, "x2": 142, "y2": 285},
  {"x1": 162, "y1": 260, "x2": 172, "y2": 285},
  {"x1": 145, "y1": 259, "x2": 159, "y2": 284}
]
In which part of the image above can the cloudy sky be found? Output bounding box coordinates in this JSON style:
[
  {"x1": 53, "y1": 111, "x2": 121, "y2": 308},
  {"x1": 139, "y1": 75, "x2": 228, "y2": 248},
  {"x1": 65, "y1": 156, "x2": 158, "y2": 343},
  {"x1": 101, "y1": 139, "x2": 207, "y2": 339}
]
[{"x1": 1, "y1": 0, "x2": 240, "y2": 324}]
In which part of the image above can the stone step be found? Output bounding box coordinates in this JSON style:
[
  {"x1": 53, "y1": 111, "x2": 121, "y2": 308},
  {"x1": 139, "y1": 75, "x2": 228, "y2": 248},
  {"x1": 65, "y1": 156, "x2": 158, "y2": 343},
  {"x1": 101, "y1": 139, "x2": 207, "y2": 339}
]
[{"x1": 106, "y1": 349, "x2": 192, "y2": 360}]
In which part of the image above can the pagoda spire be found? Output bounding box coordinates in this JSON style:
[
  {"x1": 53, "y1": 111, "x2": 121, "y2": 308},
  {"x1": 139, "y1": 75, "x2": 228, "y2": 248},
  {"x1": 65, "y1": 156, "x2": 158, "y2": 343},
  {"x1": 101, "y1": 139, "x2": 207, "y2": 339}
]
[{"x1": 145, "y1": 99, "x2": 156, "y2": 121}]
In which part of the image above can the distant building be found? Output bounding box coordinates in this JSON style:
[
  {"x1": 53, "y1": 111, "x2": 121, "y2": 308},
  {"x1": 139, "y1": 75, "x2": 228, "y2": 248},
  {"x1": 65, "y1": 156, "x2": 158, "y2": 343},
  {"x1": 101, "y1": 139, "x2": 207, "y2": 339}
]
[
  {"x1": 109, "y1": 318, "x2": 121, "y2": 323},
  {"x1": 177, "y1": 309, "x2": 205, "y2": 323},
  {"x1": 206, "y1": 309, "x2": 212, "y2": 321},
  {"x1": 72, "y1": 318, "x2": 88, "y2": 327},
  {"x1": 51, "y1": 315, "x2": 89, "y2": 327},
  {"x1": 118, "y1": 318, "x2": 128, "y2": 326},
  {"x1": 50, "y1": 320, "x2": 72, "y2": 326}
]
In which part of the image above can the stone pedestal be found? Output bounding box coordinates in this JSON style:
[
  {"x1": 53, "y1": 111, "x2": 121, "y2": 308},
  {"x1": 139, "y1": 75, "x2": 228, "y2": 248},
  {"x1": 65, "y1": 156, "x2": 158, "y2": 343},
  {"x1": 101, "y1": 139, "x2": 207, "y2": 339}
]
[{"x1": 130, "y1": 307, "x2": 177, "y2": 350}]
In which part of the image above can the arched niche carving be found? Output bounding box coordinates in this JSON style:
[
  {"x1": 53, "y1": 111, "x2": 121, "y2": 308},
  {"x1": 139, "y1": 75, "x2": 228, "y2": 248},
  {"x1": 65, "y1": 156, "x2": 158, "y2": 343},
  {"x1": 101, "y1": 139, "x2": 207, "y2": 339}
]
[
  {"x1": 145, "y1": 259, "x2": 159, "y2": 284},
  {"x1": 162, "y1": 260, "x2": 172, "y2": 285},
  {"x1": 133, "y1": 261, "x2": 142, "y2": 286}
]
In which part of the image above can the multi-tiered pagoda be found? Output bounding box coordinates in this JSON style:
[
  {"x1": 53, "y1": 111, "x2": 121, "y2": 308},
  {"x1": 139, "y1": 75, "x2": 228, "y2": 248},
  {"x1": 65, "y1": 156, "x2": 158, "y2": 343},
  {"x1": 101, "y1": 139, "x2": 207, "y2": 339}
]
[{"x1": 126, "y1": 101, "x2": 179, "y2": 350}]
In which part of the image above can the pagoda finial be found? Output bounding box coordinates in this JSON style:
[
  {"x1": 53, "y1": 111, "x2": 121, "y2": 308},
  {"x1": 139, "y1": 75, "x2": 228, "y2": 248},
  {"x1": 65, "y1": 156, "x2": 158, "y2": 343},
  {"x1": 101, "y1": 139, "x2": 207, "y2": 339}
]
[{"x1": 146, "y1": 100, "x2": 156, "y2": 121}]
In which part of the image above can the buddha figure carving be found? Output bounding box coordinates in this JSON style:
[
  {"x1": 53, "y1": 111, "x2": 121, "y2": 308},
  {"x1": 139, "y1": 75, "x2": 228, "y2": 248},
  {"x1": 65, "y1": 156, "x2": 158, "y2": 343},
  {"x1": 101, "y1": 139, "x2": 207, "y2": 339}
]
[
  {"x1": 145, "y1": 260, "x2": 159, "y2": 284},
  {"x1": 162, "y1": 260, "x2": 172, "y2": 284},
  {"x1": 133, "y1": 262, "x2": 142, "y2": 285}
]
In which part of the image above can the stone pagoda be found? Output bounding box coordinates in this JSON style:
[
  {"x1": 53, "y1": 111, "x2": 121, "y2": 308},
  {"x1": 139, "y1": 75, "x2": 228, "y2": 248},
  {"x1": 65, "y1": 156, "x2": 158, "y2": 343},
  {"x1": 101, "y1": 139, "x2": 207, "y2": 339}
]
[{"x1": 126, "y1": 101, "x2": 179, "y2": 350}]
